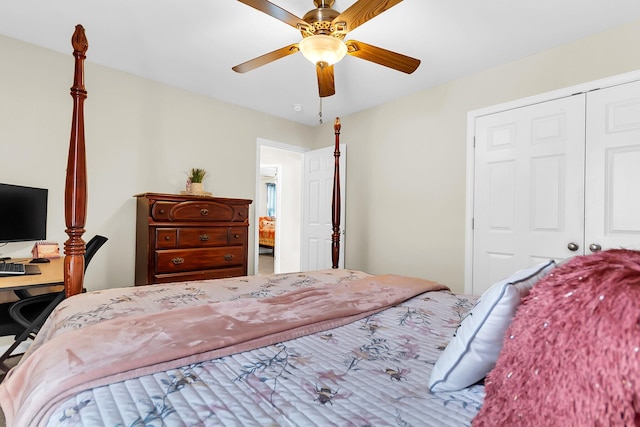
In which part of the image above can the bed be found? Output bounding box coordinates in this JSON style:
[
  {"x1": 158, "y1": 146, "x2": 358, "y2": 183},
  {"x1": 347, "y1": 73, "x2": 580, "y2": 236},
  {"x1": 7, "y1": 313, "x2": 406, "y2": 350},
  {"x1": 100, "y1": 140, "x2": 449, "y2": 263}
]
[
  {"x1": 258, "y1": 216, "x2": 275, "y2": 250},
  {"x1": 2, "y1": 270, "x2": 486, "y2": 426},
  {"x1": 2, "y1": 25, "x2": 639, "y2": 427}
]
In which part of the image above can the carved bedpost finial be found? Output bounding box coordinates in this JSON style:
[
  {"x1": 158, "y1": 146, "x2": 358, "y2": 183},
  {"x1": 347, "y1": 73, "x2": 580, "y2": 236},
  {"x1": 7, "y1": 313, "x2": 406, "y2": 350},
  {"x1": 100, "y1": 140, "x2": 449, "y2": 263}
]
[
  {"x1": 334, "y1": 117, "x2": 341, "y2": 133},
  {"x1": 72, "y1": 25, "x2": 88, "y2": 54}
]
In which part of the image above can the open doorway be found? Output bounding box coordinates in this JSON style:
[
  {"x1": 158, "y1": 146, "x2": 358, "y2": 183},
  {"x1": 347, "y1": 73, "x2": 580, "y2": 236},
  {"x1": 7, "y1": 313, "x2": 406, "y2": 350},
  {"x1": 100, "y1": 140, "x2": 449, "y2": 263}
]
[
  {"x1": 257, "y1": 165, "x2": 278, "y2": 274},
  {"x1": 256, "y1": 140, "x2": 304, "y2": 275}
]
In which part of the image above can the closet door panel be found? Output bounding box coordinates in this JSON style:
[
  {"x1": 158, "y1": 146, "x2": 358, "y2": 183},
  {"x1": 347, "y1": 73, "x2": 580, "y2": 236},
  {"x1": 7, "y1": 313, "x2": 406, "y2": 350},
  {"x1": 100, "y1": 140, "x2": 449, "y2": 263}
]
[
  {"x1": 472, "y1": 94, "x2": 586, "y2": 294},
  {"x1": 586, "y1": 81, "x2": 640, "y2": 251}
]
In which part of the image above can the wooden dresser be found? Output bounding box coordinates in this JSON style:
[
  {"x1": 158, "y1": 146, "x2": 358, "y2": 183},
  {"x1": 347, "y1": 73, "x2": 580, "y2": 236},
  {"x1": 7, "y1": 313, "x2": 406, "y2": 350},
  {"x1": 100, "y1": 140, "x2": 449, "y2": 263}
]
[{"x1": 134, "y1": 193, "x2": 252, "y2": 285}]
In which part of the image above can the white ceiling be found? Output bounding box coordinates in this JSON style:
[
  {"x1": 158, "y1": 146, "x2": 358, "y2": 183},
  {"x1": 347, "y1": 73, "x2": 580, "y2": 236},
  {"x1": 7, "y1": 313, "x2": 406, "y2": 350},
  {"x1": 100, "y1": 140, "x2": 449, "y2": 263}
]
[{"x1": 1, "y1": 1, "x2": 640, "y2": 126}]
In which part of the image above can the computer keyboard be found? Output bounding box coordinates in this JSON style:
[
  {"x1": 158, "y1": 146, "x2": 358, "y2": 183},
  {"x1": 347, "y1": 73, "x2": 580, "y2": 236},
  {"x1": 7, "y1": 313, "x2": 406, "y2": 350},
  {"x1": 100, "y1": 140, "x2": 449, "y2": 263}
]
[{"x1": 0, "y1": 262, "x2": 26, "y2": 275}]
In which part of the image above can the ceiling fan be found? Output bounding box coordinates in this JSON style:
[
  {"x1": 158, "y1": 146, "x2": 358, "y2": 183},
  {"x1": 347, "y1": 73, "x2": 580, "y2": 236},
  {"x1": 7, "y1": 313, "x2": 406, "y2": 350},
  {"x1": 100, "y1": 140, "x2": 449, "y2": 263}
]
[{"x1": 232, "y1": 0, "x2": 421, "y2": 98}]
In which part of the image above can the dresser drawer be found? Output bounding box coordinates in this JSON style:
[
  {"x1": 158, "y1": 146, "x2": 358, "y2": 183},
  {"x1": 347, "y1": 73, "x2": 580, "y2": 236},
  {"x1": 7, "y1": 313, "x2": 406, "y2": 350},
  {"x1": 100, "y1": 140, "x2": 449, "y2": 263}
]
[
  {"x1": 155, "y1": 246, "x2": 245, "y2": 274},
  {"x1": 153, "y1": 266, "x2": 247, "y2": 284},
  {"x1": 156, "y1": 228, "x2": 178, "y2": 249},
  {"x1": 156, "y1": 227, "x2": 246, "y2": 249},
  {"x1": 155, "y1": 227, "x2": 231, "y2": 249},
  {"x1": 151, "y1": 200, "x2": 248, "y2": 222},
  {"x1": 178, "y1": 228, "x2": 230, "y2": 247},
  {"x1": 228, "y1": 227, "x2": 247, "y2": 245}
]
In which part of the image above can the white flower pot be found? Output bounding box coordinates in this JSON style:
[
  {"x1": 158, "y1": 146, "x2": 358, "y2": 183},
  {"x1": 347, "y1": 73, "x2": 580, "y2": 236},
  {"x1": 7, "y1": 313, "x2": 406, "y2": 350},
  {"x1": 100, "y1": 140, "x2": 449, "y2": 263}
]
[{"x1": 190, "y1": 182, "x2": 204, "y2": 193}]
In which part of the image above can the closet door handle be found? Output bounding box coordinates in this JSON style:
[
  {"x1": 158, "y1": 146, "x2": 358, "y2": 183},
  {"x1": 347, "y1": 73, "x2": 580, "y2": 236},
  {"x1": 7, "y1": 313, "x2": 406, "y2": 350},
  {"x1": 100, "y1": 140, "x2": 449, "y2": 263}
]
[
  {"x1": 567, "y1": 242, "x2": 579, "y2": 251},
  {"x1": 589, "y1": 243, "x2": 602, "y2": 253}
]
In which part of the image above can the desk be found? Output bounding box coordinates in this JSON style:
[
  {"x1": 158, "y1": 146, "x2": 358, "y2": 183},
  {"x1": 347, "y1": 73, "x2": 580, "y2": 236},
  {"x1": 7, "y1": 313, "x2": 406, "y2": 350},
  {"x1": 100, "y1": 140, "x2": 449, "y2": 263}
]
[
  {"x1": 0, "y1": 257, "x2": 64, "y2": 370},
  {"x1": 0, "y1": 257, "x2": 64, "y2": 293}
]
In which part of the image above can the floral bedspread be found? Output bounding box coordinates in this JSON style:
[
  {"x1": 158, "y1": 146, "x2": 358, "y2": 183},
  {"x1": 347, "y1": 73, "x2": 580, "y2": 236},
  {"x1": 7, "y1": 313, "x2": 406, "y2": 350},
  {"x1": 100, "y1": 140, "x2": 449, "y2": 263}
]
[{"x1": 19, "y1": 269, "x2": 484, "y2": 426}]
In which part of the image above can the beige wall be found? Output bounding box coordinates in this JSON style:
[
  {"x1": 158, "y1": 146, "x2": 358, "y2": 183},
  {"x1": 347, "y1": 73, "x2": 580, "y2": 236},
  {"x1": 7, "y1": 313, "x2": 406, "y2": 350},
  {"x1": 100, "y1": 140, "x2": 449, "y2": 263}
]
[
  {"x1": 0, "y1": 35, "x2": 313, "y2": 290},
  {"x1": 312, "y1": 19, "x2": 640, "y2": 292},
  {"x1": 2, "y1": 19, "x2": 640, "y2": 293}
]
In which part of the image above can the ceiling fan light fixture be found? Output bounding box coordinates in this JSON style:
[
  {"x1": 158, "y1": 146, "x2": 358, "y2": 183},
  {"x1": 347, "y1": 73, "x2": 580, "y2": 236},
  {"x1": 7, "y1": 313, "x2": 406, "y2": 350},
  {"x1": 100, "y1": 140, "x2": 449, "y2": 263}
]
[{"x1": 299, "y1": 35, "x2": 347, "y2": 66}]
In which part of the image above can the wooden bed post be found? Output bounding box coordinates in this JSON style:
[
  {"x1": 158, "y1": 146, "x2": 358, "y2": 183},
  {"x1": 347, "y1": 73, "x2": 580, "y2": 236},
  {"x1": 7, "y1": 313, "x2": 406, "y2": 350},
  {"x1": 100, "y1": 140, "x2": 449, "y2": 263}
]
[
  {"x1": 331, "y1": 117, "x2": 341, "y2": 269},
  {"x1": 64, "y1": 25, "x2": 89, "y2": 297}
]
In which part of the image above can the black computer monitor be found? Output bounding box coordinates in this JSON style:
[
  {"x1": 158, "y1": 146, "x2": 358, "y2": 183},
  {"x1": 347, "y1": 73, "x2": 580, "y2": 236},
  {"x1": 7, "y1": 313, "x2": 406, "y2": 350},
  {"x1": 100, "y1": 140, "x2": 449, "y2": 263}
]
[{"x1": 0, "y1": 183, "x2": 48, "y2": 243}]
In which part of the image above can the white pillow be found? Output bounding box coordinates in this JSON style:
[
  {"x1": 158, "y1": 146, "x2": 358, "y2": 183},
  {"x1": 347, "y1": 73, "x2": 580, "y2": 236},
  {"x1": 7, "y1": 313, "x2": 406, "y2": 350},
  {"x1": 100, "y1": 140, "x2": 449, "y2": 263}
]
[{"x1": 429, "y1": 260, "x2": 556, "y2": 392}]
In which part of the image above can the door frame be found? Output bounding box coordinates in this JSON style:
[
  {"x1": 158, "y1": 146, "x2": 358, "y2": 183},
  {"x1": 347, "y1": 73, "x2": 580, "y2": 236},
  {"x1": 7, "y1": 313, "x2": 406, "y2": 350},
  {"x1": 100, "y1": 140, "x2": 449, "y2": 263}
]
[{"x1": 464, "y1": 69, "x2": 640, "y2": 294}]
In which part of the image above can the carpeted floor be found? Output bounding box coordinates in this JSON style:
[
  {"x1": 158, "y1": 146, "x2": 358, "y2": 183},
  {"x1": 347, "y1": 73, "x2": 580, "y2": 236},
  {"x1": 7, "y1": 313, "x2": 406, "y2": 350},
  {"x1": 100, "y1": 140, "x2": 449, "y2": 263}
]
[{"x1": 258, "y1": 254, "x2": 274, "y2": 275}]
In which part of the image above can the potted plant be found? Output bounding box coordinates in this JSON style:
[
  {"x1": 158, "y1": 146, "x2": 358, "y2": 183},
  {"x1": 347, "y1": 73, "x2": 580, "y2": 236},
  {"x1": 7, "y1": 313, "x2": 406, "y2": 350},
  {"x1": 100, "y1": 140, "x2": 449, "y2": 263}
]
[{"x1": 187, "y1": 168, "x2": 207, "y2": 193}]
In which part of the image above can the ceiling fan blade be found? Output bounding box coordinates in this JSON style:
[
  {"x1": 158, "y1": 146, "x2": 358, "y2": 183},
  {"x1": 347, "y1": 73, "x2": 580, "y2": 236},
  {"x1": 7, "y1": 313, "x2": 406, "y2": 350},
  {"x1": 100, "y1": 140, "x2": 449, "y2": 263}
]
[
  {"x1": 232, "y1": 44, "x2": 300, "y2": 73},
  {"x1": 333, "y1": 0, "x2": 403, "y2": 33},
  {"x1": 345, "y1": 40, "x2": 420, "y2": 74},
  {"x1": 316, "y1": 62, "x2": 335, "y2": 98},
  {"x1": 237, "y1": 0, "x2": 308, "y2": 30}
]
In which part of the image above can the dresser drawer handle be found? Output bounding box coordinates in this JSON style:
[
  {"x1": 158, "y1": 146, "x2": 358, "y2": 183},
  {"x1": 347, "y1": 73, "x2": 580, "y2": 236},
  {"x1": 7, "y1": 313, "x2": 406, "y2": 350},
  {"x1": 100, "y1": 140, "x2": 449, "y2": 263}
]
[
  {"x1": 164, "y1": 235, "x2": 171, "y2": 241},
  {"x1": 199, "y1": 234, "x2": 210, "y2": 241},
  {"x1": 171, "y1": 257, "x2": 185, "y2": 265},
  {"x1": 238, "y1": 212, "x2": 244, "y2": 217},
  {"x1": 200, "y1": 208, "x2": 209, "y2": 216},
  {"x1": 233, "y1": 234, "x2": 240, "y2": 239},
  {"x1": 159, "y1": 209, "x2": 166, "y2": 214},
  {"x1": 223, "y1": 254, "x2": 233, "y2": 261}
]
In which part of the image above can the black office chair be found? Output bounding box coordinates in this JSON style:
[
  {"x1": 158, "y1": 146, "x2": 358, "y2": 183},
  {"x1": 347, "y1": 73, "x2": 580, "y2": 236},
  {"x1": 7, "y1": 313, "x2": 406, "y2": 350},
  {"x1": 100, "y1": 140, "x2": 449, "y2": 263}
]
[
  {"x1": 0, "y1": 303, "x2": 24, "y2": 337},
  {"x1": 0, "y1": 235, "x2": 107, "y2": 372}
]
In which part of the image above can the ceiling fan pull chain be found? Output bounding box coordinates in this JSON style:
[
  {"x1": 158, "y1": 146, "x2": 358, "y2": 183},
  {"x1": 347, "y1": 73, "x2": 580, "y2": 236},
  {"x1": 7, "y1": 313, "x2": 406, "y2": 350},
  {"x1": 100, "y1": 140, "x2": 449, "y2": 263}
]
[{"x1": 318, "y1": 97, "x2": 323, "y2": 124}]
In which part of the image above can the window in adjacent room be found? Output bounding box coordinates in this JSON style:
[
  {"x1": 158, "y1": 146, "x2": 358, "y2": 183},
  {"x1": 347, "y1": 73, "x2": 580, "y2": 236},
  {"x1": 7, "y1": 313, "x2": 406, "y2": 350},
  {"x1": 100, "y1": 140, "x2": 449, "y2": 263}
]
[{"x1": 266, "y1": 183, "x2": 276, "y2": 217}]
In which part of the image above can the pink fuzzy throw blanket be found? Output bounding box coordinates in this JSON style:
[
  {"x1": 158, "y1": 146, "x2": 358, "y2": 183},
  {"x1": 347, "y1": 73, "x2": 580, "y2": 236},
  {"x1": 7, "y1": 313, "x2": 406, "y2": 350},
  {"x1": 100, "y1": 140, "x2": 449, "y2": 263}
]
[
  {"x1": 0, "y1": 274, "x2": 447, "y2": 426},
  {"x1": 474, "y1": 249, "x2": 640, "y2": 426}
]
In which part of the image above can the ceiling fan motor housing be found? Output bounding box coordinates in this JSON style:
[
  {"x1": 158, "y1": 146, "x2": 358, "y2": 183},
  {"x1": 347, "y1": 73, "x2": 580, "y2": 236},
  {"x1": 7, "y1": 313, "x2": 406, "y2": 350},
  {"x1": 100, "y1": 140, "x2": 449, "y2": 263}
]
[{"x1": 302, "y1": 2, "x2": 343, "y2": 38}]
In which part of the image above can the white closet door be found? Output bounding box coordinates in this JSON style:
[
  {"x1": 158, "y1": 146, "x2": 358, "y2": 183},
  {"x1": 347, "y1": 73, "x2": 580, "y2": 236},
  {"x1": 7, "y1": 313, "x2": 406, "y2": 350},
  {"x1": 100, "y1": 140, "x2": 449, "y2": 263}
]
[
  {"x1": 472, "y1": 94, "x2": 586, "y2": 295},
  {"x1": 585, "y1": 81, "x2": 640, "y2": 252},
  {"x1": 301, "y1": 144, "x2": 346, "y2": 271}
]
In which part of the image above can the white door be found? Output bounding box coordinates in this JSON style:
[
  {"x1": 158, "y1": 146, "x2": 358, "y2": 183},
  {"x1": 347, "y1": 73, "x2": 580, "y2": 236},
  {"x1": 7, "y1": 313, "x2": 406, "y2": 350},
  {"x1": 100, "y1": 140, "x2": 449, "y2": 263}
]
[
  {"x1": 472, "y1": 94, "x2": 586, "y2": 294},
  {"x1": 301, "y1": 144, "x2": 346, "y2": 271},
  {"x1": 585, "y1": 81, "x2": 640, "y2": 252}
]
